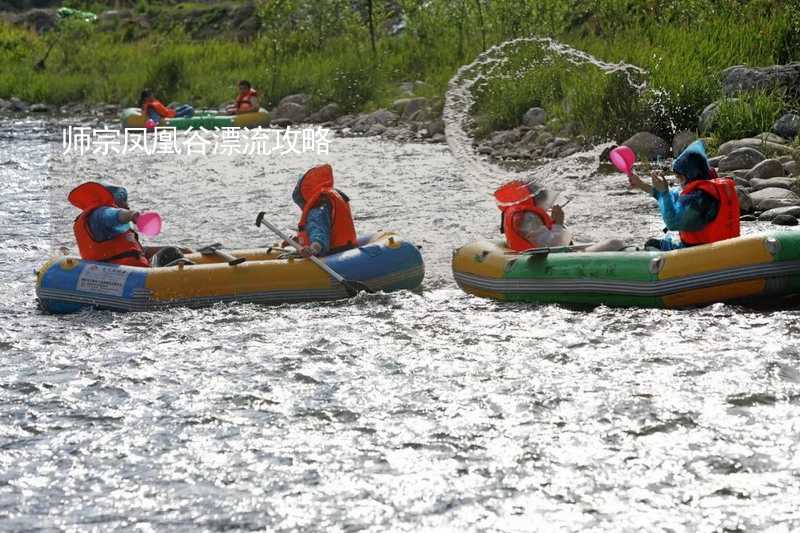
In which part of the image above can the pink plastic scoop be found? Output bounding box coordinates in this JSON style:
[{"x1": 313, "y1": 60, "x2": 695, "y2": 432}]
[
  {"x1": 135, "y1": 211, "x2": 162, "y2": 237},
  {"x1": 609, "y1": 146, "x2": 636, "y2": 176}
]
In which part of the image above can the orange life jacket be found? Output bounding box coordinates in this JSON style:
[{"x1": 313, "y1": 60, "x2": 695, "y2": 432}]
[
  {"x1": 495, "y1": 180, "x2": 554, "y2": 251},
  {"x1": 141, "y1": 99, "x2": 175, "y2": 119},
  {"x1": 69, "y1": 182, "x2": 149, "y2": 267},
  {"x1": 235, "y1": 89, "x2": 258, "y2": 112},
  {"x1": 296, "y1": 164, "x2": 357, "y2": 254},
  {"x1": 678, "y1": 177, "x2": 740, "y2": 246}
]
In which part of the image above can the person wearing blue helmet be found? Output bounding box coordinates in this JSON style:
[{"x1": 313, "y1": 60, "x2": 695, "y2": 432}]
[{"x1": 628, "y1": 140, "x2": 740, "y2": 250}]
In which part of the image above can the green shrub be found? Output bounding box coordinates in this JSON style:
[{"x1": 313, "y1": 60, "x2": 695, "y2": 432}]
[{"x1": 710, "y1": 91, "x2": 784, "y2": 142}]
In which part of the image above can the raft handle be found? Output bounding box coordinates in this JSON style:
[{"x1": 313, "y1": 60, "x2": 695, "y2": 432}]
[
  {"x1": 764, "y1": 237, "x2": 781, "y2": 257},
  {"x1": 649, "y1": 256, "x2": 664, "y2": 274}
]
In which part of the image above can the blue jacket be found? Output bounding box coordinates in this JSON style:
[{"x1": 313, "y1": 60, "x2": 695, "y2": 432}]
[
  {"x1": 87, "y1": 207, "x2": 131, "y2": 242},
  {"x1": 651, "y1": 187, "x2": 719, "y2": 250}
]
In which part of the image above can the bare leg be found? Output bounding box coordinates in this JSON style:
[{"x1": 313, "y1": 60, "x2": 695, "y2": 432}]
[{"x1": 582, "y1": 239, "x2": 625, "y2": 252}]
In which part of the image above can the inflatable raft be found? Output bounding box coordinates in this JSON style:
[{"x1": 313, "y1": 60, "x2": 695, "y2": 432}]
[
  {"x1": 452, "y1": 232, "x2": 800, "y2": 308},
  {"x1": 120, "y1": 108, "x2": 270, "y2": 130},
  {"x1": 36, "y1": 232, "x2": 423, "y2": 314}
]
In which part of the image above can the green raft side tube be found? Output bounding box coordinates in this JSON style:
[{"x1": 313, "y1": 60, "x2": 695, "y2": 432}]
[{"x1": 120, "y1": 108, "x2": 270, "y2": 130}]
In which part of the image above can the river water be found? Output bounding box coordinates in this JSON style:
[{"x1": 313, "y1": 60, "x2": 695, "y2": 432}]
[{"x1": 2, "y1": 117, "x2": 800, "y2": 533}]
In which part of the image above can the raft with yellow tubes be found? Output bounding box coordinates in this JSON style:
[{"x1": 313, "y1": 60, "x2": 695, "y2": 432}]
[
  {"x1": 452, "y1": 232, "x2": 800, "y2": 308},
  {"x1": 120, "y1": 108, "x2": 270, "y2": 129},
  {"x1": 36, "y1": 232, "x2": 423, "y2": 314}
]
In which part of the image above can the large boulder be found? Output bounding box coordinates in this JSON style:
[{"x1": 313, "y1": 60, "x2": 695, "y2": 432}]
[
  {"x1": 522, "y1": 107, "x2": 546, "y2": 128},
  {"x1": 391, "y1": 97, "x2": 428, "y2": 119},
  {"x1": 698, "y1": 99, "x2": 737, "y2": 132},
  {"x1": 717, "y1": 138, "x2": 798, "y2": 157},
  {"x1": 754, "y1": 132, "x2": 788, "y2": 145},
  {"x1": 8, "y1": 97, "x2": 29, "y2": 113},
  {"x1": 773, "y1": 113, "x2": 800, "y2": 140},
  {"x1": 749, "y1": 187, "x2": 800, "y2": 211},
  {"x1": 721, "y1": 63, "x2": 800, "y2": 99},
  {"x1": 749, "y1": 177, "x2": 796, "y2": 191},
  {"x1": 785, "y1": 161, "x2": 799, "y2": 177},
  {"x1": 488, "y1": 129, "x2": 524, "y2": 147},
  {"x1": 672, "y1": 130, "x2": 697, "y2": 156},
  {"x1": 737, "y1": 188, "x2": 754, "y2": 214},
  {"x1": 744, "y1": 159, "x2": 785, "y2": 181},
  {"x1": 622, "y1": 132, "x2": 670, "y2": 161},
  {"x1": 271, "y1": 101, "x2": 309, "y2": 123},
  {"x1": 307, "y1": 103, "x2": 341, "y2": 123},
  {"x1": 278, "y1": 93, "x2": 312, "y2": 107},
  {"x1": 718, "y1": 147, "x2": 766, "y2": 172},
  {"x1": 757, "y1": 206, "x2": 800, "y2": 221},
  {"x1": 773, "y1": 214, "x2": 799, "y2": 226},
  {"x1": 352, "y1": 109, "x2": 398, "y2": 133}
]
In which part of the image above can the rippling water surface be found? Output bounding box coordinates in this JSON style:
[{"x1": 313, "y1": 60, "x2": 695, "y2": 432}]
[{"x1": 2, "y1": 119, "x2": 800, "y2": 532}]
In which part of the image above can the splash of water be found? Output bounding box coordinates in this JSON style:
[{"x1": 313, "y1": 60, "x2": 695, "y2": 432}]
[{"x1": 443, "y1": 37, "x2": 648, "y2": 201}]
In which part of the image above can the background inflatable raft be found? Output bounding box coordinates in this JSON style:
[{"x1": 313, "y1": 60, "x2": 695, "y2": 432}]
[
  {"x1": 120, "y1": 108, "x2": 270, "y2": 129},
  {"x1": 452, "y1": 232, "x2": 800, "y2": 308},
  {"x1": 36, "y1": 232, "x2": 423, "y2": 314}
]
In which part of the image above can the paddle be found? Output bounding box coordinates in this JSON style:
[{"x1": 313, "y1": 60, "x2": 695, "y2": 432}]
[
  {"x1": 509, "y1": 244, "x2": 590, "y2": 257},
  {"x1": 197, "y1": 243, "x2": 246, "y2": 266},
  {"x1": 254, "y1": 211, "x2": 373, "y2": 297}
]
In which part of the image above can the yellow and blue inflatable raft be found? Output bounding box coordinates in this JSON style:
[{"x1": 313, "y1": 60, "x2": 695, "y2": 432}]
[
  {"x1": 452, "y1": 232, "x2": 800, "y2": 308},
  {"x1": 36, "y1": 232, "x2": 423, "y2": 314}
]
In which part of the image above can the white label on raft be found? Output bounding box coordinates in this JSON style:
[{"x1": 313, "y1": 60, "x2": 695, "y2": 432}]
[{"x1": 76, "y1": 264, "x2": 131, "y2": 297}]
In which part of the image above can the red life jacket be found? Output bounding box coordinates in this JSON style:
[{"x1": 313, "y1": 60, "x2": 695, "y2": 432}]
[
  {"x1": 235, "y1": 89, "x2": 258, "y2": 112},
  {"x1": 68, "y1": 182, "x2": 149, "y2": 267},
  {"x1": 296, "y1": 164, "x2": 357, "y2": 254},
  {"x1": 495, "y1": 180, "x2": 554, "y2": 251},
  {"x1": 141, "y1": 99, "x2": 175, "y2": 119},
  {"x1": 678, "y1": 177, "x2": 740, "y2": 246}
]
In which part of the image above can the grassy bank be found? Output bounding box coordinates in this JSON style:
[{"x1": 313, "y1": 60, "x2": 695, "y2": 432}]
[{"x1": 1, "y1": 0, "x2": 799, "y2": 143}]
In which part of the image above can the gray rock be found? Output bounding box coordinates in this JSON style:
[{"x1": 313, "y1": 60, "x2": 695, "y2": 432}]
[
  {"x1": 718, "y1": 138, "x2": 798, "y2": 157},
  {"x1": 430, "y1": 133, "x2": 446, "y2": 144},
  {"x1": 785, "y1": 161, "x2": 799, "y2": 176},
  {"x1": 721, "y1": 63, "x2": 800, "y2": 98},
  {"x1": 718, "y1": 147, "x2": 766, "y2": 172},
  {"x1": 407, "y1": 107, "x2": 434, "y2": 123},
  {"x1": 740, "y1": 214, "x2": 758, "y2": 222},
  {"x1": 278, "y1": 93, "x2": 312, "y2": 107},
  {"x1": 773, "y1": 214, "x2": 799, "y2": 226},
  {"x1": 773, "y1": 113, "x2": 800, "y2": 140},
  {"x1": 334, "y1": 114, "x2": 357, "y2": 128},
  {"x1": 744, "y1": 159, "x2": 785, "y2": 180},
  {"x1": 730, "y1": 169, "x2": 751, "y2": 180},
  {"x1": 733, "y1": 176, "x2": 751, "y2": 188},
  {"x1": 749, "y1": 177, "x2": 796, "y2": 191},
  {"x1": 8, "y1": 97, "x2": 29, "y2": 113},
  {"x1": 29, "y1": 103, "x2": 51, "y2": 113},
  {"x1": 391, "y1": 97, "x2": 428, "y2": 119},
  {"x1": 522, "y1": 107, "x2": 546, "y2": 127},
  {"x1": 749, "y1": 187, "x2": 800, "y2": 211},
  {"x1": 737, "y1": 188, "x2": 754, "y2": 214},
  {"x1": 271, "y1": 101, "x2": 309, "y2": 123},
  {"x1": 708, "y1": 155, "x2": 724, "y2": 168},
  {"x1": 352, "y1": 109, "x2": 398, "y2": 133},
  {"x1": 307, "y1": 103, "x2": 341, "y2": 123},
  {"x1": 427, "y1": 119, "x2": 445, "y2": 136},
  {"x1": 488, "y1": 129, "x2": 523, "y2": 147},
  {"x1": 269, "y1": 118, "x2": 293, "y2": 128},
  {"x1": 757, "y1": 206, "x2": 800, "y2": 221},
  {"x1": 698, "y1": 99, "x2": 736, "y2": 132},
  {"x1": 622, "y1": 132, "x2": 670, "y2": 161},
  {"x1": 777, "y1": 155, "x2": 795, "y2": 164},
  {"x1": 754, "y1": 132, "x2": 788, "y2": 145},
  {"x1": 364, "y1": 123, "x2": 387, "y2": 137},
  {"x1": 672, "y1": 130, "x2": 697, "y2": 156}
]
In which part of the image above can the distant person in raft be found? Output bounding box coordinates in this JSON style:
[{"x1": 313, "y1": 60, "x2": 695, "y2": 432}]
[
  {"x1": 495, "y1": 179, "x2": 623, "y2": 252},
  {"x1": 286, "y1": 164, "x2": 357, "y2": 258},
  {"x1": 139, "y1": 89, "x2": 194, "y2": 125},
  {"x1": 68, "y1": 181, "x2": 191, "y2": 267},
  {"x1": 627, "y1": 140, "x2": 740, "y2": 251},
  {"x1": 225, "y1": 80, "x2": 260, "y2": 115}
]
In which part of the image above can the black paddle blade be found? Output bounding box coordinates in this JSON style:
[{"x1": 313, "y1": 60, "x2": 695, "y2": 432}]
[{"x1": 255, "y1": 212, "x2": 266, "y2": 227}]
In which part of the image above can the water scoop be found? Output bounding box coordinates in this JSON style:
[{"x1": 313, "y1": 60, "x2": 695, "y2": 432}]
[
  {"x1": 135, "y1": 211, "x2": 162, "y2": 237},
  {"x1": 609, "y1": 146, "x2": 636, "y2": 176}
]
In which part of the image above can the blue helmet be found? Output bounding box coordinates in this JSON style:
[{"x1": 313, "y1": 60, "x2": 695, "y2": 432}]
[{"x1": 672, "y1": 140, "x2": 710, "y2": 182}]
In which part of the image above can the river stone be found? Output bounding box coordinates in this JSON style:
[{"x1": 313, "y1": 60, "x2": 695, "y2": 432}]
[
  {"x1": 427, "y1": 118, "x2": 445, "y2": 136},
  {"x1": 754, "y1": 132, "x2": 788, "y2": 145},
  {"x1": 740, "y1": 214, "x2": 758, "y2": 221},
  {"x1": 773, "y1": 113, "x2": 800, "y2": 140},
  {"x1": 307, "y1": 103, "x2": 341, "y2": 123},
  {"x1": 698, "y1": 99, "x2": 735, "y2": 132},
  {"x1": 737, "y1": 188, "x2": 754, "y2": 214},
  {"x1": 391, "y1": 97, "x2": 428, "y2": 119},
  {"x1": 278, "y1": 93, "x2": 312, "y2": 107},
  {"x1": 489, "y1": 129, "x2": 523, "y2": 147},
  {"x1": 749, "y1": 177, "x2": 796, "y2": 191},
  {"x1": 269, "y1": 118, "x2": 292, "y2": 128},
  {"x1": 364, "y1": 123, "x2": 386, "y2": 137},
  {"x1": 749, "y1": 187, "x2": 800, "y2": 211},
  {"x1": 672, "y1": 130, "x2": 697, "y2": 156},
  {"x1": 271, "y1": 101, "x2": 308, "y2": 123},
  {"x1": 733, "y1": 176, "x2": 751, "y2": 188},
  {"x1": 29, "y1": 103, "x2": 51, "y2": 113},
  {"x1": 785, "y1": 161, "x2": 799, "y2": 176},
  {"x1": 407, "y1": 107, "x2": 434, "y2": 123},
  {"x1": 522, "y1": 107, "x2": 546, "y2": 128},
  {"x1": 8, "y1": 97, "x2": 29, "y2": 113},
  {"x1": 708, "y1": 155, "x2": 724, "y2": 168},
  {"x1": 622, "y1": 131, "x2": 670, "y2": 161},
  {"x1": 745, "y1": 159, "x2": 785, "y2": 180},
  {"x1": 718, "y1": 138, "x2": 798, "y2": 158},
  {"x1": 773, "y1": 214, "x2": 799, "y2": 226},
  {"x1": 758, "y1": 206, "x2": 800, "y2": 221},
  {"x1": 718, "y1": 147, "x2": 766, "y2": 172},
  {"x1": 721, "y1": 63, "x2": 800, "y2": 98}
]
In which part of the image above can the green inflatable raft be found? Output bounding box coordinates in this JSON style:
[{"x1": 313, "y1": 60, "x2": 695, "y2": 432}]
[
  {"x1": 120, "y1": 108, "x2": 270, "y2": 130},
  {"x1": 452, "y1": 231, "x2": 800, "y2": 308}
]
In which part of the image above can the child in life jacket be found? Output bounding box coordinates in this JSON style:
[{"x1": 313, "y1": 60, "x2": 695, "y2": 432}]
[
  {"x1": 289, "y1": 164, "x2": 357, "y2": 258},
  {"x1": 225, "y1": 80, "x2": 260, "y2": 115},
  {"x1": 139, "y1": 89, "x2": 194, "y2": 124},
  {"x1": 69, "y1": 182, "x2": 191, "y2": 267},
  {"x1": 495, "y1": 180, "x2": 623, "y2": 252},
  {"x1": 627, "y1": 140, "x2": 740, "y2": 250}
]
